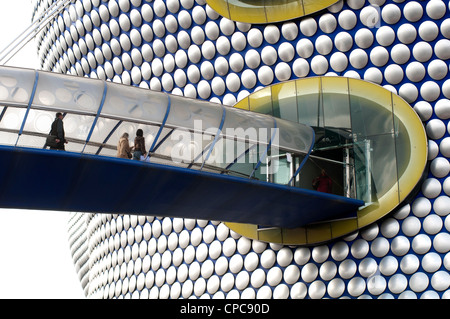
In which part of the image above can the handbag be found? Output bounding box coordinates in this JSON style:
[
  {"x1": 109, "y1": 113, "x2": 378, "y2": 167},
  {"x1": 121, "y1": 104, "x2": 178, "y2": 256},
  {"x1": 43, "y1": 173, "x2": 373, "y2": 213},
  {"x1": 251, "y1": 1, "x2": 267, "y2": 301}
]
[{"x1": 46, "y1": 135, "x2": 58, "y2": 148}]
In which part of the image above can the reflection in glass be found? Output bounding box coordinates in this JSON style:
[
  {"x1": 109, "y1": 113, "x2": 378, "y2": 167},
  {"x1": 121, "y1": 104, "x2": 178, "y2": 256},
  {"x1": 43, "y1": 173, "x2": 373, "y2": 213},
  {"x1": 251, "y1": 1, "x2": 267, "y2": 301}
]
[
  {"x1": 0, "y1": 108, "x2": 25, "y2": 130},
  {"x1": 63, "y1": 114, "x2": 95, "y2": 141},
  {"x1": 23, "y1": 109, "x2": 54, "y2": 133},
  {"x1": 88, "y1": 118, "x2": 122, "y2": 144}
]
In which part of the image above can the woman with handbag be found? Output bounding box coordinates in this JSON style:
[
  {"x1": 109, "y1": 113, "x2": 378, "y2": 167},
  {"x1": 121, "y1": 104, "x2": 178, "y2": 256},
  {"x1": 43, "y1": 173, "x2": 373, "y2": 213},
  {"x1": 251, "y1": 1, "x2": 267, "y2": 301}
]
[
  {"x1": 117, "y1": 132, "x2": 132, "y2": 159},
  {"x1": 132, "y1": 129, "x2": 147, "y2": 160}
]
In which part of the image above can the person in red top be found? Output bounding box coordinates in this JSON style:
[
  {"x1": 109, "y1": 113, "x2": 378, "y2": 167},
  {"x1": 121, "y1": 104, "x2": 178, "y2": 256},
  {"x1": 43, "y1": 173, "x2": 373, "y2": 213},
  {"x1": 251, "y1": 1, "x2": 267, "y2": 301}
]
[{"x1": 312, "y1": 169, "x2": 332, "y2": 193}]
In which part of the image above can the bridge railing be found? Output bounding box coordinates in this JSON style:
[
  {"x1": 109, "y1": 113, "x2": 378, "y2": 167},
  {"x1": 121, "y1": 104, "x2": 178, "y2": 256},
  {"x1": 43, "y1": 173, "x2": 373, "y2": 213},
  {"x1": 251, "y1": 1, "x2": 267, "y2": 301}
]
[{"x1": 0, "y1": 65, "x2": 315, "y2": 186}]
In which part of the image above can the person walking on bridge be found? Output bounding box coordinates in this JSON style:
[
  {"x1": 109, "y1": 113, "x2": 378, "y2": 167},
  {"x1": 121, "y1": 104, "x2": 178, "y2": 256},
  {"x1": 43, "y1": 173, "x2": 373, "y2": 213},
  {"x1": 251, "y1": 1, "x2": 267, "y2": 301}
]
[{"x1": 47, "y1": 112, "x2": 67, "y2": 150}]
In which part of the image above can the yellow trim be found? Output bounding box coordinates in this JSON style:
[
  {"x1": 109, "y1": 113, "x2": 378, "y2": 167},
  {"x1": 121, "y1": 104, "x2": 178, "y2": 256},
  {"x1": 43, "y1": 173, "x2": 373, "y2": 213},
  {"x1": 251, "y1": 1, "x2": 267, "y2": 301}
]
[
  {"x1": 206, "y1": 0, "x2": 339, "y2": 24},
  {"x1": 234, "y1": 96, "x2": 249, "y2": 110},
  {"x1": 306, "y1": 223, "x2": 332, "y2": 244},
  {"x1": 228, "y1": 3, "x2": 268, "y2": 24},
  {"x1": 226, "y1": 77, "x2": 428, "y2": 245},
  {"x1": 303, "y1": 0, "x2": 339, "y2": 15},
  {"x1": 249, "y1": 86, "x2": 272, "y2": 114},
  {"x1": 392, "y1": 94, "x2": 428, "y2": 203}
]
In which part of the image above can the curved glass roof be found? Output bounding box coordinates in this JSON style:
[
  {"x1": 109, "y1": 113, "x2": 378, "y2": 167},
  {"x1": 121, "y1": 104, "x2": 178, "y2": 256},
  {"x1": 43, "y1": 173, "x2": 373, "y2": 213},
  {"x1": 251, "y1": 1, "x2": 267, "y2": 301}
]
[{"x1": 0, "y1": 66, "x2": 314, "y2": 181}]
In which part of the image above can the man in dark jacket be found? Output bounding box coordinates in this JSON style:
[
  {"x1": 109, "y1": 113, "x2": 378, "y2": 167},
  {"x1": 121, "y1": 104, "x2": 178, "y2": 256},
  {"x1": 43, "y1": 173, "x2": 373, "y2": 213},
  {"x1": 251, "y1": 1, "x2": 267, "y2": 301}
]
[{"x1": 49, "y1": 112, "x2": 67, "y2": 150}]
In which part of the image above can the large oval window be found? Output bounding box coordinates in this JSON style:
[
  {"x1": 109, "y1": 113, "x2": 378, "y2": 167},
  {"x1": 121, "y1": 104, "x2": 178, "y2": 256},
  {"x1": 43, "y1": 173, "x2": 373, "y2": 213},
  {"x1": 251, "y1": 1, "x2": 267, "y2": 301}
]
[{"x1": 226, "y1": 77, "x2": 428, "y2": 245}]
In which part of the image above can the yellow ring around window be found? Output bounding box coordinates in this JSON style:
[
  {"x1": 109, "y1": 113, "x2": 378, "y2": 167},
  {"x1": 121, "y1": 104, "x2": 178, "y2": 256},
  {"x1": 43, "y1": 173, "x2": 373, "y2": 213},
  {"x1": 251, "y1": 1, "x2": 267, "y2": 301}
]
[
  {"x1": 225, "y1": 77, "x2": 428, "y2": 245},
  {"x1": 206, "y1": 0, "x2": 340, "y2": 24}
]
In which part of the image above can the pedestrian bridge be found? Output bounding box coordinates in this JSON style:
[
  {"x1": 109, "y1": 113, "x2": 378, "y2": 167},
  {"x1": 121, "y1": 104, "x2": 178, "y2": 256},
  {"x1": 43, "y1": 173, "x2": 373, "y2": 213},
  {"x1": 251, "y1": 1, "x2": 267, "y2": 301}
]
[{"x1": 0, "y1": 65, "x2": 364, "y2": 232}]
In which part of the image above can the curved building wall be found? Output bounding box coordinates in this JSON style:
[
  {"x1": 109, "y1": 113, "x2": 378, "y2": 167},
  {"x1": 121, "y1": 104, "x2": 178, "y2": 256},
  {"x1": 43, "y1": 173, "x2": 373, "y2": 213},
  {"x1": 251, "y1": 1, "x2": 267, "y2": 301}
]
[{"x1": 32, "y1": 0, "x2": 450, "y2": 298}]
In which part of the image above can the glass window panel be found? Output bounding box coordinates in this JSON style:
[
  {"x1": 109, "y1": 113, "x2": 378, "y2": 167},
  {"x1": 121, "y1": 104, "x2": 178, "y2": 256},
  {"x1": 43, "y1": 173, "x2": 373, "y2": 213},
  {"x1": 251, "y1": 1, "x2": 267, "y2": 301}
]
[
  {"x1": 348, "y1": 95, "x2": 366, "y2": 139},
  {"x1": 296, "y1": 156, "x2": 317, "y2": 189},
  {"x1": 393, "y1": 112, "x2": 411, "y2": 179},
  {"x1": 0, "y1": 107, "x2": 26, "y2": 130},
  {"x1": 99, "y1": 147, "x2": 118, "y2": 157},
  {"x1": 249, "y1": 87, "x2": 272, "y2": 115},
  {"x1": 34, "y1": 71, "x2": 104, "y2": 114},
  {"x1": 87, "y1": 118, "x2": 121, "y2": 144},
  {"x1": 321, "y1": 77, "x2": 351, "y2": 129},
  {"x1": 349, "y1": 95, "x2": 394, "y2": 138},
  {"x1": 65, "y1": 140, "x2": 86, "y2": 153},
  {"x1": 196, "y1": 133, "x2": 218, "y2": 165},
  {"x1": 0, "y1": 67, "x2": 36, "y2": 106},
  {"x1": 348, "y1": 78, "x2": 394, "y2": 138},
  {"x1": 365, "y1": 134, "x2": 399, "y2": 204},
  {"x1": 222, "y1": 107, "x2": 274, "y2": 146},
  {"x1": 193, "y1": 132, "x2": 214, "y2": 165},
  {"x1": 148, "y1": 127, "x2": 174, "y2": 151},
  {"x1": 276, "y1": 117, "x2": 314, "y2": 154},
  {"x1": 0, "y1": 131, "x2": 18, "y2": 145},
  {"x1": 152, "y1": 127, "x2": 188, "y2": 160},
  {"x1": 63, "y1": 113, "x2": 96, "y2": 141},
  {"x1": 102, "y1": 82, "x2": 169, "y2": 124},
  {"x1": 266, "y1": 152, "x2": 292, "y2": 185},
  {"x1": 212, "y1": 137, "x2": 233, "y2": 169},
  {"x1": 166, "y1": 95, "x2": 224, "y2": 132},
  {"x1": 228, "y1": 93, "x2": 314, "y2": 156},
  {"x1": 214, "y1": 138, "x2": 254, "y2": 169},
  {"x1": 296, "y1": 78, "x2": 321, "y2": 128},
  {"x1": 272, "y1": 81, "x2": 298, "y2": 122},
  {"x1": 15, "y1": 135, "x2": 46, "y2": 149},
  {"x1": 252, "y1": 144, "x2": 269, "y2": 181},
  {"x1": 166, "y1": 131, "x2": 211, "y2": 165},
  {"x1": 352, "y1": 141, "x2": 371, "y2": 203},
  {"x1": 228, "y1": 146, "x2": 259, "y2": 179},
  {"x1": 82, "y1": 144, "x2": 101, "y2": 155},
  {"x1": 22, "y1": 109, "x2": 55, "y2": 135}
]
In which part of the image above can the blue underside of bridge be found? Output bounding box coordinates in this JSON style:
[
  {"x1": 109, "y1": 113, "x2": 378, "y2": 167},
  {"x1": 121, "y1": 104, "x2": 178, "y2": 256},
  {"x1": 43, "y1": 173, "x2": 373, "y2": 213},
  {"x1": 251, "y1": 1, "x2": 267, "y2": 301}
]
[{"x1": 0, "y1": 145, "x2": 364, "y2": 228}]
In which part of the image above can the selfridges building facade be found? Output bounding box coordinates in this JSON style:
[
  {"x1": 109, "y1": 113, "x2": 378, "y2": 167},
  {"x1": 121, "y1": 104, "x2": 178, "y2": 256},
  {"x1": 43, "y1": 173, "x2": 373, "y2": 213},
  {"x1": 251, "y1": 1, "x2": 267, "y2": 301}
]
[{"x1": 31, "y1": 0, "x2": 450, "y2": 299}]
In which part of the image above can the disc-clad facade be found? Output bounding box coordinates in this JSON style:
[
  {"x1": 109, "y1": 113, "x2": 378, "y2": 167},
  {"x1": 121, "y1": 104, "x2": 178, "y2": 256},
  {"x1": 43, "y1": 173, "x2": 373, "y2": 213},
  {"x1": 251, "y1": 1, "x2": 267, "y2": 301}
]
[{"x1": 30, "y1": 0, "x2": 450, "y2": 299}]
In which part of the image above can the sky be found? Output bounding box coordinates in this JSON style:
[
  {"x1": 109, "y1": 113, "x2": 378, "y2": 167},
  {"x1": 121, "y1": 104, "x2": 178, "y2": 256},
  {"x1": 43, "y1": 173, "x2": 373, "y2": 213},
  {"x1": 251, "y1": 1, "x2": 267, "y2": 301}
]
[{"x1": 0, "y1": 1, "x2": 85, "y2": 299}]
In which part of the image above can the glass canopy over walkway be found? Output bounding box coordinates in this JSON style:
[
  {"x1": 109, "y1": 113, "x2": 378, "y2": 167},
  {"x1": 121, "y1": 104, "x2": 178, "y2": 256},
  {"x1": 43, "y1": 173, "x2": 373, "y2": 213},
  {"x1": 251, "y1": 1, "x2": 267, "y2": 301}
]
[
  {"x1": 0, "y1": 65, "x2": 316, "y2": 180},
  {"x1": 0, "y1": 65, "x2": 364, "y2": 231}
]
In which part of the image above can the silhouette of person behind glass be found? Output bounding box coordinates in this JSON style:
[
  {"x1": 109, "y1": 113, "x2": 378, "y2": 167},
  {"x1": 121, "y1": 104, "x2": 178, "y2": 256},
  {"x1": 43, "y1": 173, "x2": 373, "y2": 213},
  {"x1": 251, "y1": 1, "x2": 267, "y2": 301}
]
[{"x1": 312, "y1": 169, "x2": 332, "y2": 193}]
